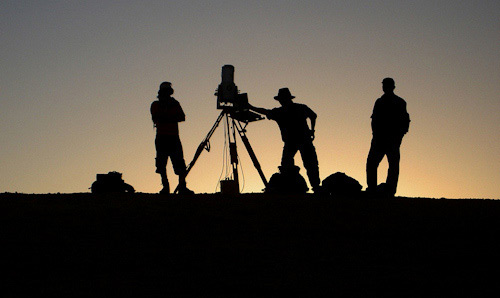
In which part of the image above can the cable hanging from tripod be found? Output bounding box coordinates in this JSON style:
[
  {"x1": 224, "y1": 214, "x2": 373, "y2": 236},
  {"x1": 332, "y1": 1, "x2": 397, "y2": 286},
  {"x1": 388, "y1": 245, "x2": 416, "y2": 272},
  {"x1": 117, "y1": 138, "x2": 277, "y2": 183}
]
[
  {"x1": 238, "y1": 154, "x2": 245, "y2": 192},
  {"x1": 216, "y1": 116, "x2": 229, "y2": 192},
  {"x1": 225, "y1": 115, "x2": 232, "y2": 180}
]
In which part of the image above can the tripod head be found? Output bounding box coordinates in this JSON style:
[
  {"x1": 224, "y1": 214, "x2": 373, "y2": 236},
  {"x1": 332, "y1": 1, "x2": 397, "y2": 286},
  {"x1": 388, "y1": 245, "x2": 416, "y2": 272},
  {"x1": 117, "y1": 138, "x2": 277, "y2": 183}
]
[{"x1": 215, "y1": 65, "x2": 264, "y2": 123}]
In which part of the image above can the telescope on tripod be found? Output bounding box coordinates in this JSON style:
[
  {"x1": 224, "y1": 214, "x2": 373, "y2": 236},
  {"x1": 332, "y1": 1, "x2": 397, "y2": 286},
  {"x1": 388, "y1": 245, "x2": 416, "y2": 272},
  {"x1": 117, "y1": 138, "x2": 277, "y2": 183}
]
[{"x1": 174, "y1": 65, "x2": 268, "y2": 194}]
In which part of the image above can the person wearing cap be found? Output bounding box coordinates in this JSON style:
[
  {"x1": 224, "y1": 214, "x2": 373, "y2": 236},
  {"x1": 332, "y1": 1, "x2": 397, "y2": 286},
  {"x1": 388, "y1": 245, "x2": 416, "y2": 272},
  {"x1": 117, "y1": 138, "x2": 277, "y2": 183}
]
[
  {"x1": 366, "y1": 78, "x2": 410, "y2": 197},
  {"x1": 248, "y1": 88, "x2": 321, "y2": 193},
  {"x1": 151, "y1": 82, "x2": 193, "y2": 194}
]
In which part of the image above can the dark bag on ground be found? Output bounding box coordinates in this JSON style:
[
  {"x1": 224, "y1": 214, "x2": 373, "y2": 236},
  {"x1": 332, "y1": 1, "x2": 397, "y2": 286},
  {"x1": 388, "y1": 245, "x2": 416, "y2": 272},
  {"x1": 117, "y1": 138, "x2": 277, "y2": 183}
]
[
  {"x1": 91, "y1": 171, "x2": 135, "y2": 194},
  {"x1": 265, "y1": 166, "x2": 308, "y2": 194},
  {"x1": 322, "y1": 172, "x2": 362, "y2": 197}
]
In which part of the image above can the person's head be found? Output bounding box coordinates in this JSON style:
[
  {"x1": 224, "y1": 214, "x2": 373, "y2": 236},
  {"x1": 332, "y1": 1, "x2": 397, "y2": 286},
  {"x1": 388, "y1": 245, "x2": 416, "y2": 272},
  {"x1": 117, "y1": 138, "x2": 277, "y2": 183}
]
[
  {"x1": 274, "y1": 88, "x2": 295, "y2": 106},
  {"x1": 158, "y1": 81, "x2": 174, "y2": 99},
  {"x1": 382, "y1": 78, "x2": 395, "y2": 94}
]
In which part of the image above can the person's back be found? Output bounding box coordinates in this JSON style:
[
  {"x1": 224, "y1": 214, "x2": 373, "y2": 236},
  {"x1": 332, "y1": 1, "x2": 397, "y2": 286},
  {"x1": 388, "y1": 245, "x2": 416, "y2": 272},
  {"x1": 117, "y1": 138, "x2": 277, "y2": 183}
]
[
  {"x1": 371, "y1": 93, "x2": 409, "y2": 139},
  {"x1": 268, "y1": 102, "x2": 316, "y2": 143}
]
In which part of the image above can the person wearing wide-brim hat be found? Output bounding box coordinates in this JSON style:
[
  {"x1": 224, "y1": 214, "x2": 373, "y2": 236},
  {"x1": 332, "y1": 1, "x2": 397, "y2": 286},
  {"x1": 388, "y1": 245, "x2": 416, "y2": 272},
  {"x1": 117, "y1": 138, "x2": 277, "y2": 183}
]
[{"x1": 248, "y1": 87, "x2": 321, "y2": 193}]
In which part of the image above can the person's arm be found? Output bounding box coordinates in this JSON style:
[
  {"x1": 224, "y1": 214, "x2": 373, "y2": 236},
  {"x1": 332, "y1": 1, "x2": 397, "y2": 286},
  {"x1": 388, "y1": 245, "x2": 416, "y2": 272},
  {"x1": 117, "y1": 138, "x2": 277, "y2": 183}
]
[
  {"x1": 176, "y1": 101, "x2": 186, "y2": 122},
  {"x1": 400, "y1": 101, "x2": 410, "y2": 135},
  {"x1": 370, "y1": 99, "x2": 380, "y2": 135},
  {"x1": 151, "y1": 102, "x2": 159, "y2": 124},
  {"x1": 248, "y1": 103, "x2": 271, "y2": 116},
  {"x1": 310, "y1": 116, "x2": 316, "y2": 140},
  {"x1": 305, "y1": 105, "x2": 317, "y2": 140}
]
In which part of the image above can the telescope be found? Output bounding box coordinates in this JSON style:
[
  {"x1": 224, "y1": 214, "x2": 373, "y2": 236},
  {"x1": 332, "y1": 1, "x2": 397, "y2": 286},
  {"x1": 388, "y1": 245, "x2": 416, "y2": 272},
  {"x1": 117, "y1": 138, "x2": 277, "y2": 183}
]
[
  {"x1": 175, "y1": 65, "x2": 268, "y2": 194},
  {"x1": 215, "y1": 65, "x2": 263, "y2": 122}
]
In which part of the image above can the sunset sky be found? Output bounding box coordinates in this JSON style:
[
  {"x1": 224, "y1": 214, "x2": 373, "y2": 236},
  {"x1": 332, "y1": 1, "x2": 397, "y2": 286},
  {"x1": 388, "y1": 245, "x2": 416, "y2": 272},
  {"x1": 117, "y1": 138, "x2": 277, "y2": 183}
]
[{"x1": 1, "y1": 1, "x2": 499, "y2": 199}]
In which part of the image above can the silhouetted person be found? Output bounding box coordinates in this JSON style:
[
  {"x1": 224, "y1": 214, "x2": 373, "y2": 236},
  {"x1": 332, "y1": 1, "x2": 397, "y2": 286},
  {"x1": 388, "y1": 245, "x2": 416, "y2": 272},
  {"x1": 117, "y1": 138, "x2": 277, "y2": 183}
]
[
  {"x1": 151, "y1": 82, "x2": 193, "y2": 194},
  {"x1": 366, "y1": 78, "x2": 410, "y2": 196},
  {"x1": 249, "y1": 88, "x2": 321, "y2": 193}
]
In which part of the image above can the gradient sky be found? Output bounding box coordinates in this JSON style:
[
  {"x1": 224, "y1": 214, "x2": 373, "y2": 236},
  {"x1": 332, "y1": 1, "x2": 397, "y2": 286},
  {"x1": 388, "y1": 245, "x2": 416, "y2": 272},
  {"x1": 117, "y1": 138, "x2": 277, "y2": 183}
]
[{"x1": 1, "y1": 1, "x2": 499, "y2": 199}]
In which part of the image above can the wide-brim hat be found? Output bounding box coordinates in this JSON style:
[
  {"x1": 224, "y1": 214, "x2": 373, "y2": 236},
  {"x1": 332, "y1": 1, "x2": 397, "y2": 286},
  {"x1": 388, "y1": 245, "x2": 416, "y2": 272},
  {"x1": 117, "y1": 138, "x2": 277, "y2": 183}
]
[{"x1": 274, "y1": 88, "x2": 295, "y2": 100}]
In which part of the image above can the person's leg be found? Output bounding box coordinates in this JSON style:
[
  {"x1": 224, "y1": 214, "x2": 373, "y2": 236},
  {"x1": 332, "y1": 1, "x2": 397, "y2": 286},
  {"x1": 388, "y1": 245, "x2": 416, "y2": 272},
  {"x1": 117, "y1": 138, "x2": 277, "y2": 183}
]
[
  {"x1": 386, "y1": 139, "x2": 402, "y2": 196},
  {"x1": 155, "y1": 136, "x2": 170, "y2": 193},
  {"x1": 366, "y1": 138, "x2": 386, "y2": 191},
  {"x1": 281, "y1": 142, "x2": 298, "y2": 169},
  {"x1": 299, "y1": 142, "x2": 321, "y2": 191},
  {"x1": 156, "y1": 158, "x2": 170, "y2": 193},
  {"x1": 171, "y1": 137, "x2": 193, "y2": 194}
]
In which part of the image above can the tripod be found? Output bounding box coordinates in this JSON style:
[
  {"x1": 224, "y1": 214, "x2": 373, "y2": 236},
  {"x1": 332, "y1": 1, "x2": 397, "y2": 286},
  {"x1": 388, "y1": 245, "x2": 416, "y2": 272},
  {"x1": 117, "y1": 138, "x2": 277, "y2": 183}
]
[{"x1": 174, "y1": 109, "x2": 268, "y2": 194}]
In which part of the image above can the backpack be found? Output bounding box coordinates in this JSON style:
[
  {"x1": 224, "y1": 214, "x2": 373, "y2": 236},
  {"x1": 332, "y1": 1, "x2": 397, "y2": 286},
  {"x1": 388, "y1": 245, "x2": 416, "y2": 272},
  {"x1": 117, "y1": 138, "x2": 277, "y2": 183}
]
[
  {"x1": 91, "y1": 171, "x2": 135, "y2": 194},
  {"x1": 322, "y1": 172, "x2": 362, "y2": 197},
  {"x1": 265, "y1": 166, "x2": 308, "y2": 194}
]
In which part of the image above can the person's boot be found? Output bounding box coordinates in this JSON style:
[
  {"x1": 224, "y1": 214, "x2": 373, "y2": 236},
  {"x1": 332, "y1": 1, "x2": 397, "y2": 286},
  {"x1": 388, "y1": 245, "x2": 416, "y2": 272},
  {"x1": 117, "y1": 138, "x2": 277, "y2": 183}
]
[
  {"x1": 177, "y1": 185, "x2": 194, "y2": 195},
  {"x1": 312, "y1": 185, "x2": 326, "y2": 195},
  {"x1": 365, "y1": 186, "x2": 377, "y2": 198},
  {"x1": 160, "y1": 178, "x2": 170, "y2": 194},
  {"x1": 177, "y1": 175, "x2": 194, "y2": 195}
]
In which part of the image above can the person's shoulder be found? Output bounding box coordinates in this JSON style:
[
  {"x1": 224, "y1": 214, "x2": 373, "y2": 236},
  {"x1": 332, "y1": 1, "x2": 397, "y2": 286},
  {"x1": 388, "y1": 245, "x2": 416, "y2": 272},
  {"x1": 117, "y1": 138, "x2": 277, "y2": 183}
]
[
  {"x1": 372, "y1": 96, "x2": 385, "y2": 111},
  {"x1": 292, "y1": 102, "x2": 311, "y2": 111},
  {"x1": 164, "y1": 97, "x2": 177, "y2": 104},
  {"x1": 171, "y1": 97, "x2": 183, "y2": 107},
  {"x1": 151, "y1": 100, "x2": 160, "y2": 109},
  {"x1": 270, "y1": 106, "x2": 283, "y2": 112},
  {"x1": 393, "y1": 93, "x2": 405, "y2": 100},
  {"x1": 377, "y1": 94, "x2": 402, "y2": 104},
  {"x1": 392, "y1": 94, "x2": 407, "y2": 106}
]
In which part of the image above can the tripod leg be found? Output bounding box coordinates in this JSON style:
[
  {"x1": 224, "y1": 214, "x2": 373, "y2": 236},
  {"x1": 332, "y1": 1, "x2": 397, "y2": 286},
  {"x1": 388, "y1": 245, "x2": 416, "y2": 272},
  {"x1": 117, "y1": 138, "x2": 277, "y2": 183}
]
[
  {"x1": 228, "y1": 118, "x2": 240, "y2": 193},
  {"x1": 174, "y1": 111, "x2": 225, "y2": 194},
  {"x1": 234, "y1": 121, "x2": 268, "y2": 188}
]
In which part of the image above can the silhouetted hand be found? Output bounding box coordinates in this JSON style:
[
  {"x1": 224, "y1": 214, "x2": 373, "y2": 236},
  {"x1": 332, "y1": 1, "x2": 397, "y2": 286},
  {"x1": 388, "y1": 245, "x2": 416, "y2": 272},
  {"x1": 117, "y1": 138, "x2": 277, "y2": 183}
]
[{"x1": 310, "y1": 129, "x2": 315, "y2": 141}]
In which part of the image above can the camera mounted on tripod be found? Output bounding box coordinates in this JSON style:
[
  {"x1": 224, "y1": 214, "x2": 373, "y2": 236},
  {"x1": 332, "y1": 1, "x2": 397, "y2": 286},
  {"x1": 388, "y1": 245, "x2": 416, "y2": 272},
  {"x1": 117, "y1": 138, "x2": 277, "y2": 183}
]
[{"x1": 215, "y1": 65, "x2": 263, "y2": 123}]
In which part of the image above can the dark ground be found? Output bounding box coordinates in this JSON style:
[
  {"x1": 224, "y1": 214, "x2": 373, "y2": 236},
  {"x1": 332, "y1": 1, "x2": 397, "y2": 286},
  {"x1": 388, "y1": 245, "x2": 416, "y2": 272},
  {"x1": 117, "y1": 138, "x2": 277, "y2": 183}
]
[{"x1": 1, "y1": 193, "x2": 499, "y2": 297}]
